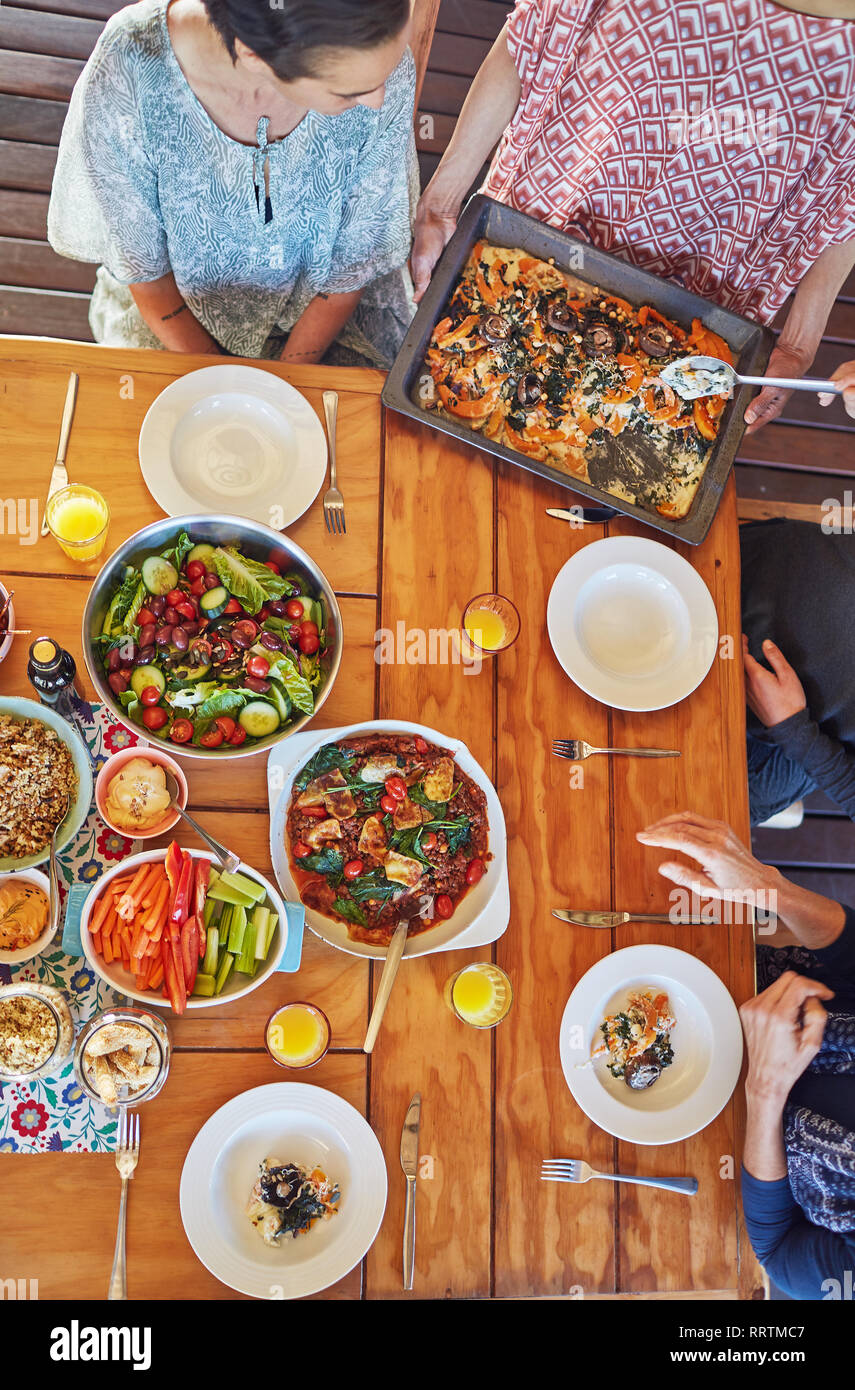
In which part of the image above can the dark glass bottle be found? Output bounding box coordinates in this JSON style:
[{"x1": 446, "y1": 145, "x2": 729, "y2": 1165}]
[{"x1": 27, "y1": 636, "x2": 83, "y2": 709}]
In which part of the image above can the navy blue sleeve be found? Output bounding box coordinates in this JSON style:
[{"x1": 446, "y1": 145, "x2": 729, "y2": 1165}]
[
  {"x1": 766, "y1": 708, "x2": 855, "y2": 819},
  {"x1": 741, "y1": 1168, "x2": 855, "y2": 1299}
]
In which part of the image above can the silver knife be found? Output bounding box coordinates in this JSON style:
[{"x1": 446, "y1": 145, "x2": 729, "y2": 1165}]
[
  {"x1": 546, "y1": 505, "x2": 617, "y2": 525},
  {"x1": 400, "y1": 1091, "x2": 421, "y2": 1292},
  {"x1": 552, "y1": 909, "x2": 707, "y2": 927},
  {"x1": 40, "y1": 371, "x2": 79, "y2": 536}
]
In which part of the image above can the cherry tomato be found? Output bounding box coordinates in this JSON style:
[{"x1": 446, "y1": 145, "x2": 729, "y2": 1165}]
[
  {"x1": 301, "y1": 805, "x2": 328, "y2": 820},
  {"x1": 141, "y1": 706, "x2": 168, "y2": 731},
  {"x1": 136, "y1": 606, "x2": 154, "y2": 627},
  {"x1": 285, "y1": 599, "x2": 305, "y2": 620},
  {"x1": 264, "y1": 560, "x2": 281, "y2": 574},
  {"x1": 435, "y1": 894, "x2": 454, "y2": 920},
  {"x1": 166, "y1": 588, "x2": 185, "y2": 608},
  {"x1": 186, "y1": 560, "x2": 207, "y2": 581},
  {"x1": 421, "y1": 832, "x2": 437, "y2": 851},
  {"x1": 246, "y1": 654, "x2": 271, "y2": 680},
  {"x1": 384, "y1": 775, "x2": 407, "y2": 802},
  {"x1": 224, "y1": 598, "x2": 243, "y2": 615},
  {"x1": 299, "y1": 620, "x2": 318, "y2": 638},
  {"x1": 380, "y1": 795, "x2": 397, "y2": 814},
  {"x1": 414, "y1": 736, "x2": 429, "y2": 754},
  {"x1": 176, "y1": 600, "x2": 196, "y2": 621},
  {"x1": 227, "y1": 726, "x2": 247, "y2": 746},
  {"x1": 343, "y1": 859, "x2": 364, "y2": 880},
  {"x1": 169, "y1": 719, "x2": 194, "y2": 744},
  {"x1": 233, "y1": 619, "x2": 259, "y2": 642},
  {"x1": 199, "y1": 728, "x2": 224, "y2": 748},
  {"x1": 140, "y1": 685, "x2": 162, "y2": 707},
  {"x1": 293, "y1": 841, "x2": 311, "y2": 859},
  {"x1": 298, "y1": 632, "x2": 320, "y2": 655},
  {"x1": 189, "y1": 576, "x2": 207, "y2": 596},
  {"x1": 465, "y1": 859, "x2": 485, "y2": 886},
  {"x1": 214, "y1": 715, "x2": 236, "y2": 740}
]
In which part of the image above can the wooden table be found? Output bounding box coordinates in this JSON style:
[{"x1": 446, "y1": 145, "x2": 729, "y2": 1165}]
[{"x1": 0, "y1": 338, "x2": 762, "y2": 1300}]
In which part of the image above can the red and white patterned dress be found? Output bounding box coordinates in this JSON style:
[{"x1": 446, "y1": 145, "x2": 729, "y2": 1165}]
[{"x1": 483, "y1": 0, "x2": 855, "y2": 323}]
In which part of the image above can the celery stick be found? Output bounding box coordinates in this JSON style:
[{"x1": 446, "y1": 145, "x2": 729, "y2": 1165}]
[
  {"x1": 216, "y1": 870, "x2": 266, "y2": 905},
  {"x1": 214, "y1": 953, "x2": 234, "y2": 995},
  {"x1": 192, "y1": 973, "x2": 216, "y2": 997},
  {"x1": 237, "y1": 921, "x2": 257, "y2": 974},
  {"x1": 207, "y1": 881, "x2": 256, "y2": 908},
  {"x1": 252, "y1": 906, "x2": 269, "y2": 960},
  {"x1": 264, "y1": 912, "x2": 279, "y2": 959},
  {"x1": 201, "y1": 926, "x2": 219, "y2": 977},
  {"x1": 226, "y1": 904, "x2": 246, "y2": 954},
  {"x1": 203, "y1": 897, "x2": 222, "y2": 929}
]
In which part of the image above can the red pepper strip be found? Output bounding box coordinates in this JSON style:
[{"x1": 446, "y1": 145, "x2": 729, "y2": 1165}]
[
  {"x1": 193, "y1": 858, "x2": 210, "y2": 922},
  {"x1": 164, "y1": 840, "x2": 183, "y2": 891},
  {"x1": 170, "y1": 851, "x2": 193, "y2": 925},
  {"x1": 181, "y1": 915, "x2": 199, "y2": 993},
  {"x1": 161, "y1": 937, "x2": 186, "y2": 1015}
]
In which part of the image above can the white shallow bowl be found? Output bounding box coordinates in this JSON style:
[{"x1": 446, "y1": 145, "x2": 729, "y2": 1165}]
[
  {"x1": 547, "y1": 536, "x2": 718, "y2": 711},
  {"x1": 0, "y1": 869, "x2": 55, "y2": 965},
  {"x1": 80, "y1": 848, "x2": 287, "y2": 1010},
  {"x1": 138, "y1": 365, "x2": 328, "y2": 527},
  {"x1": 559, "y1": 944, "x2": 743, "y2": 1145},
  {"x1": 270, "y1": 719, "x2": 507, "y2": 960},
  {"x1": 180, "y1": 1082, "x2": 387, "y2": 1299}
]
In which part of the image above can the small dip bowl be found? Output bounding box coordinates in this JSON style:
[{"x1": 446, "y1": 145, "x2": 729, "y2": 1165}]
[{"x1": 95, "y1": 746, "x2": 188, "y2": 840}]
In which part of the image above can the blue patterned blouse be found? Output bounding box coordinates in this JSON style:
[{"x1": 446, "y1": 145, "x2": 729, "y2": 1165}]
[{"x1": 47, "y1": 0, "x2": 419, "y2": 364}]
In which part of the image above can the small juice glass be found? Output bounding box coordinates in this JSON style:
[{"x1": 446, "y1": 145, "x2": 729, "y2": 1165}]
[
  {"x1": 443, "y1": 962, "x2": 513, "y2": 1029},
  {"x1": 46, "y1": 484, "x2": 109, "y2": 563},
  {"x1": 461, "y1": 593, "x2": 520, "y2": 657},
  {"x1": 265, "y1": 1002, "x2": 331, "y2": 1069}
]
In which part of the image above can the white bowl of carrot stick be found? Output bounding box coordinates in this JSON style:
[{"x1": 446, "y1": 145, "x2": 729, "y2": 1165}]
[{"x1": 80, "y1": 848, "x2": 287, "y2": 1012}]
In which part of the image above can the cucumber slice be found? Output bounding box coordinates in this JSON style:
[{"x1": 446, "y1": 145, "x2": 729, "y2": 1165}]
[
  {"x1": 200, "y1": 586, "x2": 228, "y2": 618},
  {"x1": 130, "y1": 664, "x2": 166, "y2": 700},
  {"x1": 141, "y1": 556, "x2": 178, "y2": 596},
  {"x1": 266, "y1": 681, "x2": 292, "y2": 725},
  {"x1": 187, "y1": 543, "x2": 216, "y2": 567},
  {"x1": 238, "y1": 700, "x2": 280, "y2": 739}
]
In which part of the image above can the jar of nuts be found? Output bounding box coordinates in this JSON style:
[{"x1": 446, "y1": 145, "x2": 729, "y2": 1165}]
[{"x1": 0, "y1": 982, "x2": 75, "y2": 1080}]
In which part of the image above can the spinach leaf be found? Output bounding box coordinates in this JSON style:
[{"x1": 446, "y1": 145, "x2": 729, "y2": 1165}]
[
  {"x1": 388, "y1": 824, "x2": 432, "y2": 866},
  {"x1": 347, "y1": 870, "x2": 399, "y2": 903},
  {"x1": 301, "y1": 849, "x2": 344, "y2": 887},
  {"x1": 333, "y1": 897, "x2": 368, "y2": 928},
  {"x1": 431, "y1": 816, "x2": 471, "y2": 855},
  {"x1": 295, "y1": 743, "x2": 356, "y2": 789},
  {"x1": 409, "y1": 783, "x2": 447, "y2": 817}
]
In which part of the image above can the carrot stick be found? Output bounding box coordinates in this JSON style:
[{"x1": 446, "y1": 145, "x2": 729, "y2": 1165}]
[
  {"x1": 90, "y1": 890, "x2": 114, "y2": 933},
  {"x1": 102, "y1": 933, "x2": 114, "y2": 964},
  {"x1": 91, "y1": 928, "x2": 102, "y2": 955},
  {"x1": 125, "y1": 864, "x2": 150, "y2": 897},
  {"x1": 149, "y1": 961, "x2": 164, "y2": 990},
  {"x1": 141, "y1": 880, "x2": 169, "y2": 928}
]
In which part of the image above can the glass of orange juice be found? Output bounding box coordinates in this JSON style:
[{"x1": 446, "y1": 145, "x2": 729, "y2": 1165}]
[
  {"x1": 443, "y1": 962, "x2": 513, "y2": 1029},
  {"x1": 265, "y1": 1002, "x2": 331, "y2": 1069},
  {"x1": 461, "y1": 593, "x2": 520, "y2": 657},
  {"x1": 45, "y1": 484, "x2": 109, "y2": 563}
]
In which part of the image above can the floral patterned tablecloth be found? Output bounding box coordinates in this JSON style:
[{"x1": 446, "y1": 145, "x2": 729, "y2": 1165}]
[{"x1": 0, "y1": 703, "x2": 141, "y2": 1153}]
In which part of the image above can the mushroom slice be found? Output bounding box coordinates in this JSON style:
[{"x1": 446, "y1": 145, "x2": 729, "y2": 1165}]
[
  {"x1": 303, "y1": 818, "x2": 344, "y2": 850},
  {"x1": 358, "y1": 815, "x2": 388, "y2": 861},
  {"x1": 422, "y1": 757, "x2": 454, "y2": 803},
  {"x1": 383, "y1": 851, "x2": 424, "y2": 889}
]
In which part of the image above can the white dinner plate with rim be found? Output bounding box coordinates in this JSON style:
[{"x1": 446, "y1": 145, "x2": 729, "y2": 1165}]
[
  {"x1": 559, "y1": 944, "x2": 743, "y2": 1146},
  {"x1": 180, "y1": 1083, "x2": 387, "y2": 1299},
  {"x1": 138, "y1": 365, "x2": 328, "y2": 527},
  {"x1": 546, "y1": 536, "x2": 718, "y2": 711}
]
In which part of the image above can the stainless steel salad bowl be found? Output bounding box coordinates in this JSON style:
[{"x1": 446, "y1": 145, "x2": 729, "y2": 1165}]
[{"x1": 82, "y1": 515, "x2": 343, "y2": 759}]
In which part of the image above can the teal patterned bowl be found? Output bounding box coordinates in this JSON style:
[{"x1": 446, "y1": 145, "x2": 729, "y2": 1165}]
[{"x1": 0, "y1": 696, "x2": 93, "y2": 871}]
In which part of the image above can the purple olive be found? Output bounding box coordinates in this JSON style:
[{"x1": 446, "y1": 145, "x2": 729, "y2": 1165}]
[
  {"x1": 154, "y1": 625, "x2": 173, "y2": 646},
  {"x1": 182, "y1": 621, "x2": 200, "y2": 638},
  {"x1": 244, "y1": 675, "x2": 271, "y2": 694},
  {"x1": 107, "y1": 671, "x2": 129, "y2": 695},
  {"x1": 172, "y1": 627, "x2": 189, "y2": 652},
  {"x1": 122, "y1": 641, "x2": 139, "y2": 665},
  {"x1": 149, "y1": 595, "x2": 166, "y2": 617},
  {"x1": 164, "y1": 606, "x2": 178, "y2": 625},
  {"x1": 231, "y1": 627, "x2": 253, "y2": 650},
  {"x1": 134, "y1": 645, "x2": 156, "y2": 666},
  {"x1": 107, "y1": 648, "x2": 122, "y2": 672},
  {"x1": 260, "y1": 632, "x2": 283, "y2": 651},
  {"x1": 203, "y1": 573, "x2": 220, "y2": 590},
  {"x1": 267, "y1": 600, "x2": 288, "y2": 618}
]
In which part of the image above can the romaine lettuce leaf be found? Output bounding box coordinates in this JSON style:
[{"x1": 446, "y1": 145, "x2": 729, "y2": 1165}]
[
  {"x1": 101, "y1": 566, "x2": 142, "y2": 637},
  {"x1": 266, "y1": 655, "x2": 314, "y2": 716},
  {"x1": 223, "y1": 549, "x2": 290, "y2": 599},
  {"x1": 211, "y1": 547, "x2": 267, "y2": 615}
]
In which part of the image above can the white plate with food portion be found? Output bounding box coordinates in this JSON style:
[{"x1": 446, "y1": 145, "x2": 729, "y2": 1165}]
[
  {"x1": 559, "y1": 944, "x2": 742, "y2": 1145},
  {"x1": 138, "y1": 365, "x2": 328, "y2": 527},
  {"x1": 547, "y1": 536, "x2": 718, "y2": 711},
  {"x1": 180, "y1": 1083, "x2": 387, "y2": 1299},
  {"x1": 269, "y1": 719, "x2": 507, "y2": 960}
]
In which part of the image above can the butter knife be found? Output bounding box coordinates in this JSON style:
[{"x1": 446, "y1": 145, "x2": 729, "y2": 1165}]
[
  {"x1": 546, "y1": 505, "x2": 617, "y2": 525},
  {"x1": 40, "y1": 372, "x2": 79, "y2": 536},
  {"x1": 552, "y1": 909, "x2": 706, "y2": 927},
  {"x1": 400, "y1": 1091, "x2": 421, "y2": 1292}
]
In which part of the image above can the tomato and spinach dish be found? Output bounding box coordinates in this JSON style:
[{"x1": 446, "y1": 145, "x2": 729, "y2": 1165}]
[
  {"x1": 96, "y1": 531, "x2": 328, "y2": 749},
  {"x1": 287, "y1": 734, "x2": 490, "y2": 945},
  {"x1": 422, "y1": 241, "x2": 735, "y2": 520}
]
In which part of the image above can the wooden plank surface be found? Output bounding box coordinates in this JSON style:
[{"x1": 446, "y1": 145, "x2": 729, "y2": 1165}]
[
  {"x1": 0, "y1": 283, "x2": 92, "y2": 338},
  {"x1": 0, "y1": 92, "x2": 68, "y2": 143},
  {"x1": 0, "y1": 6, "x2": 104, "y2": 59},
  {"x1": 0, "y1": 49, "x2": 83, "y2": 100},
  {"x1": 0, "y1": 235, "x2": 96, "y2": 291},
  {"x1": 0, "y1": 137, "x2": 57, "y2": 191}
]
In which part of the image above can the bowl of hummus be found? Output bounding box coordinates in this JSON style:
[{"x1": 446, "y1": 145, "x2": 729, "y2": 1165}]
[
  {"x1": 96, "y1": 748, "x2": 187, "y2": 840},
  {"x1": 0, "y1": 869, "x2": 55, "y2": 965}
]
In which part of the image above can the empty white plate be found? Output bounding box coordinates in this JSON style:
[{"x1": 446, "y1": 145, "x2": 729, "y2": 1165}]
[
  {"x1": 547, "y1": 536, "x2": 718, "y2": 711},
  {"x1": 139, "y1": 365, "x2": 327, "y2": 527},
  {"x1": 559, "y1": 944, "x2": 743, "y2": 1145},
  {"x1": 180, "y1": 1083, "x2": 387, "y2": 1299}
]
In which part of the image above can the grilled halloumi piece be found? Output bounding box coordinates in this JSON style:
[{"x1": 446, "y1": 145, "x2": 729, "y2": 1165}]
[
  {"x1": 303, "y1": 817, "x2": 343, "y2": 850},
  {"x1": 383, "y1": 851, "x2": 424, "y2": 888},
  {"x1": 422, "y1": 757, "x2": 454, "y2": 803},
  {"x1": 358, "y1": 815, "x2": 387, "y2": 861},
  {"x1": 298, "y1": 769, "x2": 357, "y2": 820},
  {"x1": 357, "y1": 754, "x2": 402, "y2": 784},
  {"x1": 392, "y1": 796, "x2": 428, "y2": 831}
]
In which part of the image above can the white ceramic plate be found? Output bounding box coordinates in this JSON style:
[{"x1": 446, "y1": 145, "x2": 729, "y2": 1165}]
[
  {"x1": 269, "y1": 719, "x2": 507, "y2": 960},
  {"x1": 138, "y1": 366, "x2": 328, "y2": 527},
  {"x1": 546, "y1": 536, "x2": 718, "y2": 711},
  {"x1": 559, "y1": 944, "x2": 743, "y2": 1145},
  {"x1": 180, "y1": 1083, "x2": 387, "y2": 1298},
  {"x1": 79, "y1": 848, "x2": 287, "y2": 1010}
]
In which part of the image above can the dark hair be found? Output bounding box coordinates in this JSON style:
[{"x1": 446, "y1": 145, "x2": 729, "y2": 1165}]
[{"x1": 202, "y1": 0, "x2": 410, "y2": 81}]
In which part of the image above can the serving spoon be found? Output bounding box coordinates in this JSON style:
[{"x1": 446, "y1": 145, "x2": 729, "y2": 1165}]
[
  {"x1": 48, "y1": 794, "x2": 69, "y2": 940},
  {"x1": 163, "y1": 769, "x2": 240, "y2": 874},
  {"x1": 660, "y1": 353, "x2": 843, "y2": 402}
]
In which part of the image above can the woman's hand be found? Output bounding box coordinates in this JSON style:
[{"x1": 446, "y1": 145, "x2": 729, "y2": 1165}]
[
  {"x1": 636, "y1": 811, "x2": 779, "y2": 900},
  {"x1": 740, "y1": 971, "x2": 833, "y2": 1105},
  {"x1": 743, "y1": 342, "x2": 814, "y2": 435},
  {"x1": 411, "y1": 197, "x2": 459, "y2": 302},
  {"x1": 819, "y1": 360, "x2": 855, "y2": 420},
  {"x1": 742, "y1": 635, "x2": 807, "y2": 727}
]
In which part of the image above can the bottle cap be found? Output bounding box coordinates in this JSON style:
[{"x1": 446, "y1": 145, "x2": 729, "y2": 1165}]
[{"x1": 30, "y1": 637, "x2": 57, "y2": 664}]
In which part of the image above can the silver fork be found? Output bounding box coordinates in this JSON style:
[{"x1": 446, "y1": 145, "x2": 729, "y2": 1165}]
[
  {"x1": 541, "y1": 1159, "x2": 697, "y2": 1195},
  {"x1": 322, "y1": 390, "x2": 345, "y2": 535},
  {"x1": 552, "y1": 739, "x2": 680, "y2": 761},
  {"x1": 108, "y1": 1109, "x2": 140, "y2": 1300}
]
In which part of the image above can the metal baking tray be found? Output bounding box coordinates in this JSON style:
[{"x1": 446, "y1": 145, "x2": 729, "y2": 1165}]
[{"x1": 383, "y1": 195, "x2": 774, "y2": 545}]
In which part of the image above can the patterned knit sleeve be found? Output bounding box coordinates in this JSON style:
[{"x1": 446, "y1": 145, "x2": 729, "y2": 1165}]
[
  {"x1": 47, "y1": 21, "x2": 170, "y2": 284},
  {"x1": 323, "y1": 51, "x2": 419, "y2": 297}
]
